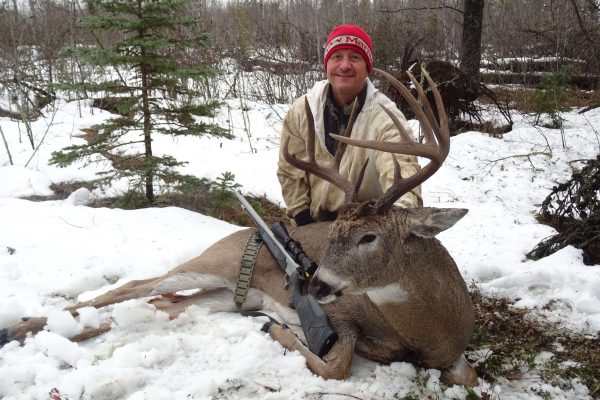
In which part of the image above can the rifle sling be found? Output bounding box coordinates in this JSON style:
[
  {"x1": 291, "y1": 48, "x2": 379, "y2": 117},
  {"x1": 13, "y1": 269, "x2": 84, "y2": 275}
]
[
  {"x1": 236, "y1": 233, "x2": 322, "y2": 341},
  {"x1": 235, "y1": 232, "x2": 263, "y2": 312},
  {"x1": 234, "y1": 232, "x2": 288, "y2": 325}
]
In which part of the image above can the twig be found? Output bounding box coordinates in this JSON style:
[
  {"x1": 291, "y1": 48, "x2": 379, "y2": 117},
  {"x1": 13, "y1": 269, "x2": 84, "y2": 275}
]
[
  {"x1": 378, "y1": 5, "x2": 463, "y2": 14},
  {"x1": 515, "y1": 109, "x2": 553, "y2": 154},
  {"x1": 487, "y1": 151, "x2": 552, "y2": 164},
  {"x1": 318, "y1": 393, "x2": 365, "y2": 400},
  {"x1": 0, "y1": 125, "x2": 13, "y2": 165},
  {"x1": 580, "y1": 112, "x2": 600, "y2": 152},
  {"x1": 237, "y1": 72, "x2": 255, "y2": 154},
  {"x1": 578, "y1": 233, "x2": 600, "y2": 248},
  {"x1": 481, "y1": 151, "x2": 552, "y2": 176},
  {"x1": 55, "y1": 216, "x2": 87, "y2": 228},
  {"x1": 25, "y1": 102, "x2": 58, "y2": 167},
  {"x1": 73, "y1": 0, "x2": 133, "y2": 98}
]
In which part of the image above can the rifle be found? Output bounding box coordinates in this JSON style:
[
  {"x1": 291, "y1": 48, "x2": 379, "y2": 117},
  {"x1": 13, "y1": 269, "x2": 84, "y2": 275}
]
[{"x1": 233, "y1": 191, "x2": 338, "y2": 358}]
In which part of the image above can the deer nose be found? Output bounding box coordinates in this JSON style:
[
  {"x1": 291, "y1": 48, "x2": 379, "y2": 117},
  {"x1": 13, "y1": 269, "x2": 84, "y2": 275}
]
[{"x1": 308, "y1": 276, "x2": 332, "y2": 299}]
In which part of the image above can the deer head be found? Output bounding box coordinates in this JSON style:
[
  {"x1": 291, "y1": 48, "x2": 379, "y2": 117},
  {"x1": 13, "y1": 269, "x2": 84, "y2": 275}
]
[{"x1": 282, "y1": 68, "x2": 467, "y2": 302}]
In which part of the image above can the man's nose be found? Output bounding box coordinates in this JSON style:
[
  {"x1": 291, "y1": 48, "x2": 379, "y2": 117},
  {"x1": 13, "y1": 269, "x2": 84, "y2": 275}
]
[{"x1": 338, "y1": 56, "x2": 352, "y2": 69}]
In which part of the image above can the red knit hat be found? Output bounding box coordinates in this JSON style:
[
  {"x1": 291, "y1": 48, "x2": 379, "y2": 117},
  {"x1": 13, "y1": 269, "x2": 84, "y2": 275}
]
[{"x1": 323, "y1": 24, "x2": 373, "y2": 73}]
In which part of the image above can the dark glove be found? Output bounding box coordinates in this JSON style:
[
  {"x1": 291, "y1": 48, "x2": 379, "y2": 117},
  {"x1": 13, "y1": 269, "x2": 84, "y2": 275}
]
[{"x1": 294, "y1": 209, "x2": 314, "y2": 226}]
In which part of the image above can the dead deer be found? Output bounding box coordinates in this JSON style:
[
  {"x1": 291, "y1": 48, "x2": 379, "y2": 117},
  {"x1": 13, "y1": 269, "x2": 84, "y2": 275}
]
[{"x1": 0, "y1": 68, "x2": 478, "y2": 387}]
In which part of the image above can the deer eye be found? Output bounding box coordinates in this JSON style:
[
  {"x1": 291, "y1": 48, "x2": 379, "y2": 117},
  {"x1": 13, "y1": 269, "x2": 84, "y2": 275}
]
[{"x1": 358, "y1": 234, "x2": 377, "y2": 245}]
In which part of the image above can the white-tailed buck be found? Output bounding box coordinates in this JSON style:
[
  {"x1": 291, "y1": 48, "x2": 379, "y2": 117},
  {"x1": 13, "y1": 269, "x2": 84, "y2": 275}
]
[{"x1": 0, "y1": 68, "x2": 478, "y2": 387}]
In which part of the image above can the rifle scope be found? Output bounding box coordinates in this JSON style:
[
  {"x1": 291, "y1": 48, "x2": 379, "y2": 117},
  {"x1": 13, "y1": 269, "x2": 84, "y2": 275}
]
[{"x1": 271, "y1": 222, "x2": 318, "y2": 277}]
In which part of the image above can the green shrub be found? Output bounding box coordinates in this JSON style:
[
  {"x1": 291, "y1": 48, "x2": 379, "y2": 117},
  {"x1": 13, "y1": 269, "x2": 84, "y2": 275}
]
[{"x1": 529, "y1": 65, "x2": 573, "y2": 128}]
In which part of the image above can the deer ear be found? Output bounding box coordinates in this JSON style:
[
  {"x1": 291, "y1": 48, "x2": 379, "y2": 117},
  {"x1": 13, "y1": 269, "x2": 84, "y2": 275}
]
[{"x1": 409, "y1": 208, "x2": 468, "y2": 238}]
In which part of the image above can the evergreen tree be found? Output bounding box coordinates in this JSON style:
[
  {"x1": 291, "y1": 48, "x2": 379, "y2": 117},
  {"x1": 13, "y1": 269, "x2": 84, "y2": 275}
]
[{"x1": 51, "y1": 0, "x2": 231, "y2": 203}]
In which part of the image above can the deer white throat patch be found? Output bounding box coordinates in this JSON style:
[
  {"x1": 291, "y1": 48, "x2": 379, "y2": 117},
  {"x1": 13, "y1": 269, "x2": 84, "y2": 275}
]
[{"x1": 366, "y1": 283, "x2": 408, "y2": 305}]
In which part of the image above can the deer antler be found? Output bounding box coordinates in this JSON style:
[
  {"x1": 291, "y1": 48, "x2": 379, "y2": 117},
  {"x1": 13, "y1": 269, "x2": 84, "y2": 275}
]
[
  {"x1": 331, "y1": 67, "x2": 450, "y2": 213},
  {"x1": 281, "y1": 97, "x2": 367, "y2": 205}
]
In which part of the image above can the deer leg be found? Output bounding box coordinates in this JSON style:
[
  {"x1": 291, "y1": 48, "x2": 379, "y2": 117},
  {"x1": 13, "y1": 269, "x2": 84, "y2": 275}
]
[
  {"x1": 0, "y1": 317, "x2": 48, "y2": 345},
  {"x1": 0, "y1": 287, "x2": 251, "y2": 347},
  {"x1": 65, "y1": 290, "x2": 242, "y2": 344},
  {"x1": 64, "y1": 276, "x2": 171, "y2": 314},
  {"x1": 64, "y1": 288, "x2": 262, "y2": 342},
  {"x1": 266, "y1": 323, "x2": 356, "y2": 380},
  {"x1": 68, "y1": 323, "x2": 112, "y2": 343},
  {"x1": 1, "y1": 276, "x2": 190, "y2": 347},
  {"x1": 148, "y1": 288, "x2": 250, "y2": 318},
  {"x1": 1, "y1": 273, "x2": 235, "y2": 347},
  {"x1": 65, "y1": 272, "x2": 232, "y2": 315}
]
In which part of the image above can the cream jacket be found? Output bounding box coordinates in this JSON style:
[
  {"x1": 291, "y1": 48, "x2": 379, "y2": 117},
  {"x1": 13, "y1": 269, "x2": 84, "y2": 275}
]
[{"x1": 277, "y1": 78, "x2": 422, "y2": 222}]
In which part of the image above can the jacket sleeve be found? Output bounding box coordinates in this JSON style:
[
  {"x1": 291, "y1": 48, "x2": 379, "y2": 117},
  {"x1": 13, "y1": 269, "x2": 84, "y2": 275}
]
[
  {"x1": 276, "y1": 99, "x2": 313, "y2": 221},
  {"x1": 373, "y1": 102, "x2": 423, "y2": 208}
]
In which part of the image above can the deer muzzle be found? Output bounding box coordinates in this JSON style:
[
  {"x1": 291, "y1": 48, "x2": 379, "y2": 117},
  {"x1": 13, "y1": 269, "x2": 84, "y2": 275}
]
[
  {"x1": 308, "y1": 275, "x2": 345, "y2": 304},
  {"x1": 308, "y1": 276, "x2": 331, "y2": 298}
]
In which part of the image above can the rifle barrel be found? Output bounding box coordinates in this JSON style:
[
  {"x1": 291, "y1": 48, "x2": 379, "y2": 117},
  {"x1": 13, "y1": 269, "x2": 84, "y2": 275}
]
[{"x1": 233, "y1": 191, "x2": 297, "y2": 276}]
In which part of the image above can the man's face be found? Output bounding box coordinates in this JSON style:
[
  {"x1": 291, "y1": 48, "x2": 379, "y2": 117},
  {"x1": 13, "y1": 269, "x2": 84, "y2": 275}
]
[{"x1": 326, "y1": 49, "x2": 368, "y2": 104}]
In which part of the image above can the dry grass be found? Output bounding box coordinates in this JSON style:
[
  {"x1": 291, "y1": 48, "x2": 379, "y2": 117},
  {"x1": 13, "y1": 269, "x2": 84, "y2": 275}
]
[
  {"x1": 469, "y1": 286, "x2": 599, "y2": 397},
  {"x1": 159, "y1": 189, "x2": 288, "y2": 228},
  {"x1": 480, "y1": 86, "x2": 600, "y2": 114},
  {"x1": 22, "y1": 181, "x2": 287, "y2": 228},
  {"x1": 87, "y1": 187, "x2": 288, "y2": 228},
  {"x1": 22, "y1": 181, "x2": 97, "y2": 202}
]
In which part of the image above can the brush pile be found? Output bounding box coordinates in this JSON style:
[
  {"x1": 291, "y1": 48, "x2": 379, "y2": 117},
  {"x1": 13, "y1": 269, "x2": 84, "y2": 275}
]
[{"x1": 528, "y1": 155, "x2": 600, "y2": 265}]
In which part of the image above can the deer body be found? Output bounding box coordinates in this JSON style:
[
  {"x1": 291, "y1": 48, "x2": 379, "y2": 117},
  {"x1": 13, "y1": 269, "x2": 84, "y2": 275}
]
[
  {"x1": 1, "y1": 207, "x2": 476, "y2": 385},
  {"x1": 1, "y1": 68, "x2": 478, "y2": 387}
]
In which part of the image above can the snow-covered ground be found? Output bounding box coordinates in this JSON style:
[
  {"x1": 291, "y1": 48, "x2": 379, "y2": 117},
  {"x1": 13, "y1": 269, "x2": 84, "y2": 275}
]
[{"x1": 0, "y1": 92, "x2": 599, "y2": 399}]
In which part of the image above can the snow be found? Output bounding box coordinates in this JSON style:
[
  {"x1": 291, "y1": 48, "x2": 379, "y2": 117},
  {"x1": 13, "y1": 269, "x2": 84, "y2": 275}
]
[{"x1": 1, "y1": 92, "x2": 599, "y2": 399}]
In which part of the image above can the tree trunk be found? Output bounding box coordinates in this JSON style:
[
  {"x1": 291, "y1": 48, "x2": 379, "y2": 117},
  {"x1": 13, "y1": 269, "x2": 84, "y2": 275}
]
[
  {"x1": 141, "y1": 59, "x2": 154, "y2": 203},
  {"x1": 138, "y1": 0, "x2": 154, "y2": 203},
  {"x1": 460, "y1": 0, "x2": 485, "y2": 83}
]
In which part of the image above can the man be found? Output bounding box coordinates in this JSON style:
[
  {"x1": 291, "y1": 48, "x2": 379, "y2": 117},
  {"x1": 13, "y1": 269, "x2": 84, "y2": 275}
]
[{"x1": 277, "y1": 24, "x2": 422, "y2": 226}]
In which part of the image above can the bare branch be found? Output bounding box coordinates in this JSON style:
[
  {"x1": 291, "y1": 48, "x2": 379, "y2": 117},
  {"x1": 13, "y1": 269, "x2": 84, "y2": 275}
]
[{"x1": 378, "y1": 5, "x2": 463, "y2": 15}]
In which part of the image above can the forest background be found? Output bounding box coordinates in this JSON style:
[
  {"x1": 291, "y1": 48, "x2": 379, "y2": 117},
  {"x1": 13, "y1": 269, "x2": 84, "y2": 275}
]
[
  {"x1": 2, "y1": 0, "x2": 599, "y2": 112},
  {"x1": 3, "y1": 0, "x2": 600, "y2": 204}
]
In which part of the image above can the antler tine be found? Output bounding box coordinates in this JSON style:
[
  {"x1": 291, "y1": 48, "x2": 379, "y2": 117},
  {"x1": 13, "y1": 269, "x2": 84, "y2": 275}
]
[
  {"x1": 406, "y1": 68, "x2": 450, "y2": 155},
  {"x1": 420, "y1": 68, "x2": 450, "y2": 150},
  {"x1": 318, "y1": 97, "x2": 364, "y2": 213},
  {"x1": 281, "y1": 97, "x2": 360, "y2": 204},
  {"x1": 333, "y1": 97, "x2": 359, "y2": 169},
  {"x1": 330, "y1": 67, "x2": 450, "y2": 213},
  {"x1": 375, "y1": 69, "x2": 436, "y2": 146},
  {"x1": 303, "y1": 96, "x2": 317, "y2": 164}
]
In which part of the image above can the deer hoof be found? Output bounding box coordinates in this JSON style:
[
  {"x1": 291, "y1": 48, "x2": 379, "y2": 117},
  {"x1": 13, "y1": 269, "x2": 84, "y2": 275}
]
[
  {"x1": 267, "y1": 322, "x2": 300, "y2": 350},
  {"x1": 261, "y1": 321, "x2": 274, "y2": 333},
  {"x1": 440, "y1": 353, "x2": 479, "y2": 387}
]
